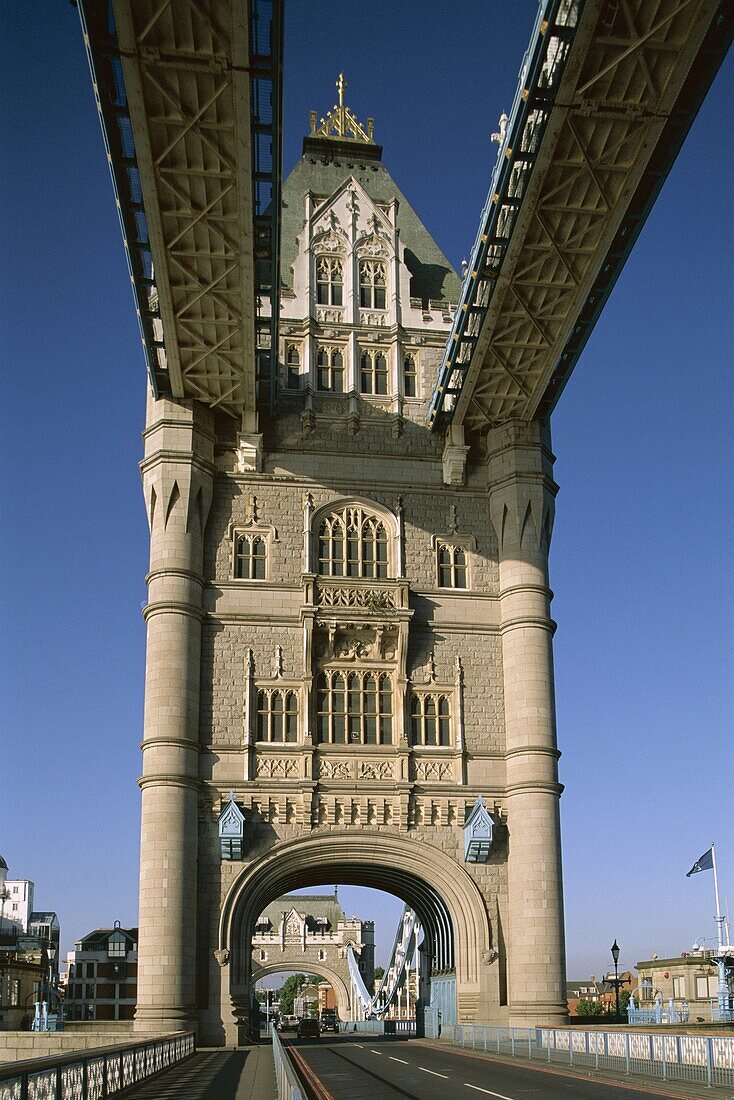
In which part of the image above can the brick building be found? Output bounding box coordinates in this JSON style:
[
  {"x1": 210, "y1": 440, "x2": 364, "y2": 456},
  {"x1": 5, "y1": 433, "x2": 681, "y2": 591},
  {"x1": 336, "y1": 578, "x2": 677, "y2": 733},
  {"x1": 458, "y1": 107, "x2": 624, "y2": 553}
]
[{"x1": 64, "y1": 924, "x2": 138, "y2": 1022}]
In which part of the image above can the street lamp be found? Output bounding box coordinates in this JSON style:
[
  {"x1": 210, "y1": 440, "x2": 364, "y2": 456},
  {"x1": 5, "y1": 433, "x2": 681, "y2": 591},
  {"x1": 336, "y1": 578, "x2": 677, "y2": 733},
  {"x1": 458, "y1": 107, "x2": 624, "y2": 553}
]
[{"x1": 611, "y1": 939, "x2": 621, "y2": 1022}]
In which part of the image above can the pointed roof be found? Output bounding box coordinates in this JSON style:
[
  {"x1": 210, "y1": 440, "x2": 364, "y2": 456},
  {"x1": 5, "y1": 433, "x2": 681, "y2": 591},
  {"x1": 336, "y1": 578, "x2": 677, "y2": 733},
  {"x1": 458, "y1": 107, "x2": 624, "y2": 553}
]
[
  {"x1": 309, "y1": 73, "x2": 376, "y2": 146},
  {"x1": 282, "y1": 88, "x2": 462, "y2": 307}
]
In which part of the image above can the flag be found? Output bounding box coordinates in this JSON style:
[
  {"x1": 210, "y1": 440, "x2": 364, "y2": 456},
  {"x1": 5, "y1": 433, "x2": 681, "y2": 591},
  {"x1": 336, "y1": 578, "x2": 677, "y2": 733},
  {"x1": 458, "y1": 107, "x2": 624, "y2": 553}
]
[{"x1": 686, "y1": 848, "x2": 714, "y2": 877}]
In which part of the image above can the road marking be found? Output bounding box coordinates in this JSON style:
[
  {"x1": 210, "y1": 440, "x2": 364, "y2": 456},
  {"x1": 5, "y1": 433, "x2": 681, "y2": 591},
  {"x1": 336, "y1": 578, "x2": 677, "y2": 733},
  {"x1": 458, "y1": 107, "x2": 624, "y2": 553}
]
[
  {"x1": 353, "y1": 1043, "x2": 364, "y2": 1048},
  {"x1": 389, "y1": 1056, "x2": 409, "y2": 1064},
  {"x1": 419, "y1": 1067, "x2": 449, "y2": 1078},
  {"x1": 370, "y1": 1049, "x2": 382, "y2": 1055},
  {"x1": 465, "y1": 1084, "x2": 516, "y2": 1099}
]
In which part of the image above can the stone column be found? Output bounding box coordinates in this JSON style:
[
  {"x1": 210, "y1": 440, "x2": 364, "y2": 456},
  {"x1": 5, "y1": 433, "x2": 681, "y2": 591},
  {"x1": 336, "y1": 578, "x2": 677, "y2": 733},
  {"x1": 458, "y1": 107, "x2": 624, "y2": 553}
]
[
  {"x1": 134, "y1": 392, "x2": 214, "y2": 1033},
  {"x1": 487, "y1": 419, "x2": 567, "y2": 1026}
]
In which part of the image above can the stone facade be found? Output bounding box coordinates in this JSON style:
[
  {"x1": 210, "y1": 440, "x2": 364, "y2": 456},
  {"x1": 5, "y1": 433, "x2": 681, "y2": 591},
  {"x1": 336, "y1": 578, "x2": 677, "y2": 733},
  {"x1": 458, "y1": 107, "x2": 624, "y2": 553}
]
[
  {"x1": 135, "y1": 92, "x2": 567, "y2": 1043},
  {"x1": 251, "y1": 891, "x2": 373, "y2": 1019}
]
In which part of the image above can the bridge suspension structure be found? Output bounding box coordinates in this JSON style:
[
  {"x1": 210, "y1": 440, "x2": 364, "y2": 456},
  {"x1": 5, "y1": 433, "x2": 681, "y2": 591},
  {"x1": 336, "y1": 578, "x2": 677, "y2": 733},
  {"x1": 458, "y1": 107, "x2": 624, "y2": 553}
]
[{"x1": 347, "y1": 907, "x2": 419, "y2": 1020}]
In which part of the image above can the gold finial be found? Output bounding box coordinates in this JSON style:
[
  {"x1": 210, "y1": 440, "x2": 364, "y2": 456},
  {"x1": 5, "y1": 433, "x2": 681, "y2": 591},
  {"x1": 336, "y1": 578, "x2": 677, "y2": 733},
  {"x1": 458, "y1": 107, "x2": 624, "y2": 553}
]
[{"x1": 309, "y1": 74, "x2": 375, "y2": 145}]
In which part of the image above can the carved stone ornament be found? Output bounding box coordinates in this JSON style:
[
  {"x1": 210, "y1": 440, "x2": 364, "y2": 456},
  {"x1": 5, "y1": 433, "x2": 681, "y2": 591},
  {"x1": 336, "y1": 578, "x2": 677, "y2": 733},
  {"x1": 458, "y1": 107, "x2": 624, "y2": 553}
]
[
  {"x1": 319, "y1": 758, "x2": 352, "y2": 780},
  {"x1": 415, "y1": 760, "x2": 453, "y2": 782},
  {"x1": 482, "y1": 949, "x2": 498, "y2": 965},
  {"x1": 358, "y1": 760, "x2": 394, "y2": 781},
  {"x1": 256, "y1": 757, "x2": 298, "y2": 779},
  {"x1": 214, "y1": 948, "x2": 230, "y2": 968}
]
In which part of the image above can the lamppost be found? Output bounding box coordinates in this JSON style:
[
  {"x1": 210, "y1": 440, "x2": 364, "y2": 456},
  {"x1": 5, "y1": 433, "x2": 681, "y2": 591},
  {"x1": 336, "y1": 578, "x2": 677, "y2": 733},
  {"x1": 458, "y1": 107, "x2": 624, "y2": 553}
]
[{"x1": 611, "y1": 939, "x2": 622, "y2": 1022}]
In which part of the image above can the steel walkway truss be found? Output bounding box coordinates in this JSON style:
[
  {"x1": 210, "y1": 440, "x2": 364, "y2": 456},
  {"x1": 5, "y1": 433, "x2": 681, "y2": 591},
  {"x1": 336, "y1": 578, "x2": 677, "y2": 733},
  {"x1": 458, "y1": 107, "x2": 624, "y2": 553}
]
[
  {"x1": 348, "y1": 907, "x2": 418, "y2": 1019},
  {"x1": 430, "y1": 0, "x2": 732, "y2": 432},
  {"x1": 78, "y1": 0, "x2": 283, "y2": 419}
]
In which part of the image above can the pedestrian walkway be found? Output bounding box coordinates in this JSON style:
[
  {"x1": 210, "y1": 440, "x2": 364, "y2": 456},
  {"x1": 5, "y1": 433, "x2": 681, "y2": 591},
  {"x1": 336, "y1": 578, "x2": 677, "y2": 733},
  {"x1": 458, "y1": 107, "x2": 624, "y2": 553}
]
[{"x1": 121, "y1": 1046, "x2": 276, "y2": 1099}]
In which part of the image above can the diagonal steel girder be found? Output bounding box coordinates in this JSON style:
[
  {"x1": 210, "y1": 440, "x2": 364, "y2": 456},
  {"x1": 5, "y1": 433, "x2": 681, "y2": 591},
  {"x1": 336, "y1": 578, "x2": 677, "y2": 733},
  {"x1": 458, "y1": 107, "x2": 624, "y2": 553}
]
[{"x1": 430, "y1": 0, "x2": 732, "y2": 433}]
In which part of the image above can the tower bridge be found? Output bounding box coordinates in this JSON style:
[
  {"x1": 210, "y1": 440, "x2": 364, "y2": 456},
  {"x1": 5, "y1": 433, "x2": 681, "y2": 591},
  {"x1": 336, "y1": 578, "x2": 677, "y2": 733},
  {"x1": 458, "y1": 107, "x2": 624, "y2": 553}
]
[{"x1": 77, "y1": 0, "x2": 730, "y2": 1045}]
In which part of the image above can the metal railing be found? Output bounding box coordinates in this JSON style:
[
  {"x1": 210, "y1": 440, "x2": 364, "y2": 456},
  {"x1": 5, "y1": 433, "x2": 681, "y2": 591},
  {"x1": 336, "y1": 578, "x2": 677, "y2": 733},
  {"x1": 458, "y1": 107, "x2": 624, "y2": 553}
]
[
  {"x1": 0, "y1": 1031, "x2": 195, "y2": 1100},
  {"x1": 448, "y1": 1025, "x2": 734, "y2": 1090},
  {"x1": 271, "y1": 1024, "x2": 304, "y2": 1100},
  {"x1": 339, "y1": 1019, "x2": 416, "y2": 1036}
]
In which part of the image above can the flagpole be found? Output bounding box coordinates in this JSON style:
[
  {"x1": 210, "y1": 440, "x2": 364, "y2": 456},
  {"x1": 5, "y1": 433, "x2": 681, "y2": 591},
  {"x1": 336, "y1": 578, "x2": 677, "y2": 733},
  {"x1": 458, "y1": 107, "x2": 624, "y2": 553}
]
[{"x1": 711, "y1": 843, "x2": 724, "y2": 950}]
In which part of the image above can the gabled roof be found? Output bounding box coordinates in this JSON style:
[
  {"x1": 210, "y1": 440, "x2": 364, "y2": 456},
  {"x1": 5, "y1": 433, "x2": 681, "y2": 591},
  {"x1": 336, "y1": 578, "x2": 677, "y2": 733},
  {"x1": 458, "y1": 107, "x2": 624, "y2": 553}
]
[
  {"x1": 257, "y1": 892, "x2": 347, "y2": 929},
  {"x1": 281, "y1": 141, "x2": 461, "y2": 307}
]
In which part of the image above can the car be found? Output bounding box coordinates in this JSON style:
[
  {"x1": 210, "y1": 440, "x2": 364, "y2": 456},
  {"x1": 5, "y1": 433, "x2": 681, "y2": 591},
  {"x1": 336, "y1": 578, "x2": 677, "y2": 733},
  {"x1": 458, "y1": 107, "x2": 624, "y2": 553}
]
[
  {"x1": 277, "y1": 1014, "x2": 299, "y2": 1032},
  {"x1": 320, "y1": 1012, "x2": 339, "y2": 1033},
  {"x1": 296, "y1": 1017, "x2": 320, "y2": 1039}
]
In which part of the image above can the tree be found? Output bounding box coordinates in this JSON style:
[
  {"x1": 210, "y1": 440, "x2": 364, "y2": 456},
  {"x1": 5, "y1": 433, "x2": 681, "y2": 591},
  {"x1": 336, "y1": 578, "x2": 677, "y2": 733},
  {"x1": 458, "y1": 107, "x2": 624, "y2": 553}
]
[
  {"x1": 277, "y1": 974, "x2": 308, "y2": 1015},
  {"x1": 577, "y1": 999, "x2": 604, "y2": 1017},
  {"x1": 618, "y1": 989, "x2": 631, "y2": 1016},
  {"x1": 372, "y1": 966, "x2": 385, "y2": 994}
]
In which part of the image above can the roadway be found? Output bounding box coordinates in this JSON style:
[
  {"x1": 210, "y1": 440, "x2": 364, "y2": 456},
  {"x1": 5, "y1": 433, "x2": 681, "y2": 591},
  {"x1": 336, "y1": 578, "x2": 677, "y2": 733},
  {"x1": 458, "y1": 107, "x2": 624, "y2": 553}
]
[{"x1": 284, "y1": 1035, "x2": 713, "y2": 1100}]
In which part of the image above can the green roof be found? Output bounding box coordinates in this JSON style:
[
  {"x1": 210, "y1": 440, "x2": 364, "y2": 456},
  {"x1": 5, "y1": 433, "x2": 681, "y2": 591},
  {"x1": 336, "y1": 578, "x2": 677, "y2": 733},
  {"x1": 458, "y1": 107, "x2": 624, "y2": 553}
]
[{"x1": 281, "y1": 137, "x2": 462, "y2": 307}]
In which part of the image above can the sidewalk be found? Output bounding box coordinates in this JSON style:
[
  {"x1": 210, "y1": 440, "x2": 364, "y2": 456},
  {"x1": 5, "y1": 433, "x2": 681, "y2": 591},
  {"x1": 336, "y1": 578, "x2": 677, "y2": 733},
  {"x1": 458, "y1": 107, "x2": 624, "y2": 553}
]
[
  {"x1": 415, "y1": 1039, "x2": 734, "y2": 1100},
  {"x1": 122, "y1": 1047, "x2": 277, "y2": 1099}
]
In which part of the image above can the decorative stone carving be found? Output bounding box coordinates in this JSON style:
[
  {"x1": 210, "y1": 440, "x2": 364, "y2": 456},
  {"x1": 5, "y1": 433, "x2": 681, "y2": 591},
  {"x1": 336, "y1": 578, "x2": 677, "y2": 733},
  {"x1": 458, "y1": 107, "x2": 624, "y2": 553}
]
[
  {"x1": 360, "y1": 312, "x2": 387, "y2": 327},
  {"x1": 358, "y1": 760, "x2": 394, "y2": 781},
  {"x1": 415, "y1": 760, "x2": 453, "y2": 782},
  {"x1": 256, "y1": 757, "x2": 299, "y2": 779},
  {"x1": 317, "y1": 308, "x2": 344, "y2": 324},
  {"x1": 319, "y1": 759, "x2": 352, "y2": 780},
  {"x1": 214, "y1": 948, "x2": 230, "y2": 967},
  {"x1": 317, "y1": 585, "x2": 396, "y2": 611}
]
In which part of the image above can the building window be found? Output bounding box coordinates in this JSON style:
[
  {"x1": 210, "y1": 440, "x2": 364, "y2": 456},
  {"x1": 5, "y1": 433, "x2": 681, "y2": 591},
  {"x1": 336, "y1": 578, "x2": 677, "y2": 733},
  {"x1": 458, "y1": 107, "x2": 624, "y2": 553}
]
[
  {"x1": 437, "y1": 543, "x2": 468, "y2": 588},
  {"x1": 696, "y1": 975, "x2": 717, "y2": 998},
  {"x1": 318, "y1": 507, "x2": 389, "y2": 578},
  {"x1": 316, "y1": 256, "x2": 343, "y2": 306},
  {"x1": 10, "y1": 980, "x2": 19, "y2": 1006},
  {"x1": 359, "y1": 260, "x2": 386, "y2": 309},
  {"x1": 672, "y1": 976, "x2": 686, "y2": 998},
  {"x1": 410, "y1": 693, "x2": 451, "y2": 746},
  {"x1": 108, "y1": 935, "x2": 126, "y2": 958},
  {"x1": 259, "y1": 950, "x2": 267, "y2": 962},
  {"x1": 256, "y1": 689, "x2": 298, "y2": 743},
  {"x1": 318, "y1": 949, "x2": 326, "y2": 961},
  {"x1": 403, "y1": 354, "x2": 417, "y2": 397},
  {"x1": 286, "y1": 344, "x2": 301, "y2": 389},
  {"x1": 235, "y1": 534, "x2": 267, "y2": 580},
  {"x1": 316, "y1": 346, "x2": 344, "y2": 392},
  {"x1": 360, "y1": 349, "x2": 389, "y2": 395},
  {"x1": 316, "y1": 670, "x2": 392, "y2": 745}
]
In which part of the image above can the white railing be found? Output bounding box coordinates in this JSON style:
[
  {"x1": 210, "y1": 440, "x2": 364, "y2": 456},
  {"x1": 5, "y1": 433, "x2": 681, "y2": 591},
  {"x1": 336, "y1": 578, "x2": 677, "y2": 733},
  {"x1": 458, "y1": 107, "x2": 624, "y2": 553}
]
[
  {"x1": 271, "y1": 1024, "x2": 304, "y2": 1100},
  {"x1": 448, "y1": 1025, "x2": 734, "y2": 1090}
]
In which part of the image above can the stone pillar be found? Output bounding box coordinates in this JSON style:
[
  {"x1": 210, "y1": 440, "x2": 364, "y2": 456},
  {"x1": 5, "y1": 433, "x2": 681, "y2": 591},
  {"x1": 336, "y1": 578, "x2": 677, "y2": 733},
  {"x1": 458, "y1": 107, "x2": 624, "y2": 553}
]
[
  {"x1": 487, "y1": 419, "x2": 567, "y2": 1026},
  {"x1": 134, "y1": 392, "x2": 214, "y2": 1033}
]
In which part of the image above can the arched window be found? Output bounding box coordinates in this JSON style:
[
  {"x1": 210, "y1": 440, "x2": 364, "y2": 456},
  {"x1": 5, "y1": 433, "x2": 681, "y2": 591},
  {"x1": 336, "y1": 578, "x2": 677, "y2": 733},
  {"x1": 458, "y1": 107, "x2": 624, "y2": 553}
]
[
  {"x1": 256, "y1": 689, "x2": 298, "y2": 742},
  {"x1": 286, "y1": 344, "x2": 300, "y2": 389},
  {"x1": 359, "y1": 349, "x2": 389, "y2": 395},
  {"x1": 437, "y1": 543, "x2": 468, "y2": 588},
  {"x1": 403, "y1": 354, "x2": 417, "y2": 397},
  {"x1": 316, "y1": 346, "x2": 344, "y2": 392},
  {"x1": 316, "y1": 256, "x2": 343, "y2": 306},
  {"x1": 410, "y1": 693, "x2": 451, "y2": 746},
  {"x1": 359, "y1": 260, "x2": 387, "y2": 309},
  {"x1": 318, "y1": 506, "x2": 389, "y2": 578},
  {"x1": 235, "y1": 534, "x2": 267, "y2": 579},
  {"x1": 317, "y1": 670, "x2": 392, "y2": 745}
]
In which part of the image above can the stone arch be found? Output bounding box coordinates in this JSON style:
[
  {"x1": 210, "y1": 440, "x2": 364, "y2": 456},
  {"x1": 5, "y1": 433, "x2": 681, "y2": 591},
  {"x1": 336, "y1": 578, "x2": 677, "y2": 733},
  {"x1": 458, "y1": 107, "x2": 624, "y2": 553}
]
[
  {"x1": 251, "y1": 959, "x2": 352, "y2": 1020},
  {"x1": 310, "y1": 495, "x2": 399, "y2": 576},
  {"x1": 219, "y1": 830, "x2": 491, "y2": 1019}
]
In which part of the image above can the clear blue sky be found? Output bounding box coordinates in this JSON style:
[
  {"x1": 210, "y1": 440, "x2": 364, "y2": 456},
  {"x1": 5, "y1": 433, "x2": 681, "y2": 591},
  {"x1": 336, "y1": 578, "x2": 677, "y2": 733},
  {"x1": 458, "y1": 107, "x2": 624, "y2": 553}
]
[{"x1": 1, "y1": 3, "x2": 731, "y2": 982}]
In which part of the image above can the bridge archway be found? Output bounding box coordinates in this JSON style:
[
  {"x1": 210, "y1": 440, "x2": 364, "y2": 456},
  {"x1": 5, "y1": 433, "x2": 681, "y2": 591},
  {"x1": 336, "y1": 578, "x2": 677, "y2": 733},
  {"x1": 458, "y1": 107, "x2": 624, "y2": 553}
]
[
  {"x1": 251, "y1": 960, "x2": 351, "y2": 1021},
  {"x1": 219, "y1": 830, "x2": 492, "y2": 1035}
]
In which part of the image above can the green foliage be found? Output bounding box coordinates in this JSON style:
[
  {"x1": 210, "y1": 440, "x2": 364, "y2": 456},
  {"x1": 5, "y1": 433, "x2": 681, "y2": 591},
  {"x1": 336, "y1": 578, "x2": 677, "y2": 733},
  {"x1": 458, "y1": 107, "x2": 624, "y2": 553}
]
[
  {"x1": 277, "y1": 974, "x2": 308, "y2": 1015},
  {"x1": 619, "y1": 989, "x2": 632, "y2": 1015},
  {"x1": 577, "y1": 998, "x2": 604, "y2": 1016},
  {"x1": 372, "y1": 965, "x2": 385, "y2": 993}
]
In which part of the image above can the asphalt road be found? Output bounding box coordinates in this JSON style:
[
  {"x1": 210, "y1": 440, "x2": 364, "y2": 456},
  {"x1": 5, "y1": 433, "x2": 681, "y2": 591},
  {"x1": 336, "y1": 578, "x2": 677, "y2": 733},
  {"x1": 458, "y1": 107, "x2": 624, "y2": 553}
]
[{"x1": 285, "y1": 1035, "x2": 702, "y2": 1100}]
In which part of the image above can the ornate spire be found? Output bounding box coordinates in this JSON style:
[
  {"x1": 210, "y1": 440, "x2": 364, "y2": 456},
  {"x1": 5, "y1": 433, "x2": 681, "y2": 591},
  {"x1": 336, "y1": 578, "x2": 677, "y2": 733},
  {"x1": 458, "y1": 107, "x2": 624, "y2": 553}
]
[{"x1": 309, "y1": 73, "x2": 375, "y2": 144}]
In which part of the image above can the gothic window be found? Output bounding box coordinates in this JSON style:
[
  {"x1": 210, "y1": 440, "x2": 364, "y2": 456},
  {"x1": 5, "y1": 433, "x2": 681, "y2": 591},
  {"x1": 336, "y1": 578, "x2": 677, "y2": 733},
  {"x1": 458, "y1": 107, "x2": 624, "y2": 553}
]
[
  {"x1": 235, "y1": 534, "x2": 267, "y2": 579},
  {"x1": 316, "y1": 346, "x2": 344, "y2": 392},
  {"x1": 403, "y1": 354, "x2": 417, "y2": 397},
  {"x1": 359, "y1": 260, "x2": 387, "y2": 309},
  {"x1": 410, "y1": 693, "x2": 451, "y2": 746},
  {"x1": 318, "y1": 506, "x2": 389, "y2": 577},
  {"x1": 360, "y1": 349, "x2": 389, "y2": 395},
  {"x1": 286, "y1": 344, "x2": 301, "y2": 389},
  {"x1": 437, "y1": 543, "x2": 468, "y2": 588},
  {"x1": 316, "y1": 670, "x2": 392, "y2": 745},
  {"x1": 256, "y1": 689, "x2": 298, "y2": 742},
  {"x1": 316, "y1": 256, "x2": 343, "y2": 306}
]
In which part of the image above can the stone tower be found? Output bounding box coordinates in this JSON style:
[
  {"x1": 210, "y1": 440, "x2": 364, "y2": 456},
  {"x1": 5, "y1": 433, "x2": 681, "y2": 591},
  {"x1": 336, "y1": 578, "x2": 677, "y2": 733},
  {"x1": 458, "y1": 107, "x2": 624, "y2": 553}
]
[{"x1": 135, "y1": 78, "x2": 567, "y2": 1043}]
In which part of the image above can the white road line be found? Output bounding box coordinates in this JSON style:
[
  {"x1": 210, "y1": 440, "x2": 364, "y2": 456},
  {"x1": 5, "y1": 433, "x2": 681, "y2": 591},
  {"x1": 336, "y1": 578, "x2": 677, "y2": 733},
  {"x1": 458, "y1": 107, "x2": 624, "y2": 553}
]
[
  {"x1": 465, "y1": 1083, "x2": 516, "y2": 1099},
  {"x1": 389, "y1": 1056, "x2": 409, "y2": 1064},
  {"x1": 370, "y1": 1049, "x2": 382, "y2": 1055},
  {"x1": 419, "y1": 1067, "x2": 449, "y2": 1078},
  {"x1": 353, "y1": 1043, "x2": 364, "y2": 1048}
]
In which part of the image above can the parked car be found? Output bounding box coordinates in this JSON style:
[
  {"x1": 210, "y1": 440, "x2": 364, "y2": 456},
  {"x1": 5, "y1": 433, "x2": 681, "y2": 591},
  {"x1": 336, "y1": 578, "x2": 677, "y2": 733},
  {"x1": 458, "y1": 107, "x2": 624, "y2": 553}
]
[
  {"x1": 277, "y1": 1014, "x2": 299, "y2": 1032},
  {"x1": 296, "y1": 1017, "x2": 320, "y2": 1039}
]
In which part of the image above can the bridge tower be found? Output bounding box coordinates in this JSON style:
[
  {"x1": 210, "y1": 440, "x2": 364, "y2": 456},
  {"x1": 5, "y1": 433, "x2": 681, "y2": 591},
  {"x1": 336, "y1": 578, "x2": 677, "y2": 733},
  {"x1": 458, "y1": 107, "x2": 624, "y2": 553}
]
[{"x1": 136, "y1": 81, "x2": 567, "y2": 1042}]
